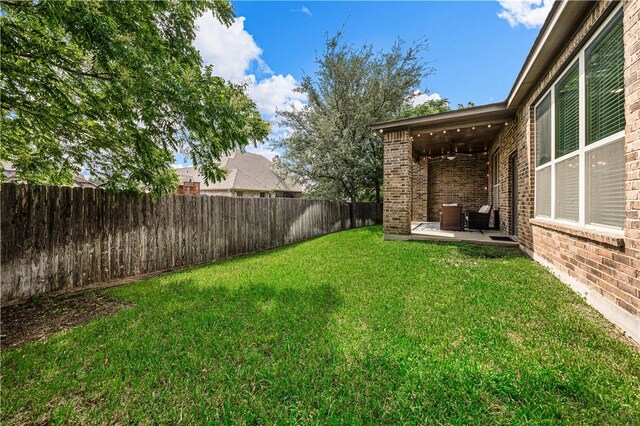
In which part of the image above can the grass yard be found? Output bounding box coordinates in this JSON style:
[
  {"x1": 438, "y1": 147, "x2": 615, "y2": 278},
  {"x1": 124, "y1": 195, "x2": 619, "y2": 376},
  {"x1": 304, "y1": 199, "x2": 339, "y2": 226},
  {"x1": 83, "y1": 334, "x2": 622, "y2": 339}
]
[{"x1": 2, "y1": 226, "x2": 639, "y2": 424}]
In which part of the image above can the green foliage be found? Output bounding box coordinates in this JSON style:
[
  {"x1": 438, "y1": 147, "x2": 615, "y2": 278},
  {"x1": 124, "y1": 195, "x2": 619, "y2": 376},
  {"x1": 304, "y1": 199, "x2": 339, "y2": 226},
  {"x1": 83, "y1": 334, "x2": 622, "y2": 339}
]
[
  {"x1": 397, "y1": 98, "x2": 476, "y2": 119},
  {"x1": 1, "y1": 0, "x2": 269, "y2": 196},
  {"x1": 3, "y1": 227, "x2": 640, "y2": 423},
  {"x1": 457, "y1": 101, "x2": 476, "y2": 109},
  {"x1": 273, "y1": 33, "x2": 430, "y2": 203},
  {"x1": 397, "y1": 97, "x2": 451, "y2": 118}
]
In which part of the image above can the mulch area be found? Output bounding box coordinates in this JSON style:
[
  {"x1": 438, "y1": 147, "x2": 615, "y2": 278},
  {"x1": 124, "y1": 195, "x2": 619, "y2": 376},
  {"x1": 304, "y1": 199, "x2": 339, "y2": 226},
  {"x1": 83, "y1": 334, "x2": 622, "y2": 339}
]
[{"x1": 1, "y1": 292, "x2": 132, "y2": 348}]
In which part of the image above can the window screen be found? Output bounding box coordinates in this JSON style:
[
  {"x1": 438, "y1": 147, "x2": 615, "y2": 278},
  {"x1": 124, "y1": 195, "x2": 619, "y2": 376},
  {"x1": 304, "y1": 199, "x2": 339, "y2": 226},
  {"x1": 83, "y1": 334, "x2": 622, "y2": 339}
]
[
  {"x1": 555, "y1": 63, "x2": 580, "y2": 158},
  {"x1": 536, "y1": 93, "x2": 552, "y2": 166},
  {"x1": 586, "y1": 11, "x2": 624, "y2": 145},
  {"x1": 587, "y1": 138, "x2": 625, "y2": 228},
  {"x1": 555, "y1": 155, "x2": 579, "y2": 221}
]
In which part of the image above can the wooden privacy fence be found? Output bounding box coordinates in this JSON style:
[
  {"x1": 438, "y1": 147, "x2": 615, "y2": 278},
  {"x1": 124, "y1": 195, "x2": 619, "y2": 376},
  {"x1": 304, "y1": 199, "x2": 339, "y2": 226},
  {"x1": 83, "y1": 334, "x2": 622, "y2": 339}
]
[{"x1": 1, "y1": 183, "x2": 382, "y2": 305}]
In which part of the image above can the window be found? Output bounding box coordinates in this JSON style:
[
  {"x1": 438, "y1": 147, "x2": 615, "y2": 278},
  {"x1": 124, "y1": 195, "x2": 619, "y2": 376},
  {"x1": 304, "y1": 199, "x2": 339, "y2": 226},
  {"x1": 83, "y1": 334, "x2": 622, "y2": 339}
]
[
  {"x1": 555, "y1": 155, "x2": 579, "y2": 221},
  {"x1": 536, "y1": 93, "x2": 552, "y2": 167},
  {"x1": 236, "y1": 191, "x2": 243, "y2": 197},
  {"x1": 534, "y1": 8, "x2": 625, "y2": 230},
  {"x1": 586, "y1": 139, "x2": 625, "y2": 227},
  {"x1": 586, "y1": 13, "x2": 625, "y2": 144},
  {"x1": 535, "y1": 167, "x2": 551, "y2": 217},
  {"x1": 555, "y1": 62, "x2": 580, "y2": 158},
  {"x1": 260, "y1": 192, "x2": 266, "y2": 198}
]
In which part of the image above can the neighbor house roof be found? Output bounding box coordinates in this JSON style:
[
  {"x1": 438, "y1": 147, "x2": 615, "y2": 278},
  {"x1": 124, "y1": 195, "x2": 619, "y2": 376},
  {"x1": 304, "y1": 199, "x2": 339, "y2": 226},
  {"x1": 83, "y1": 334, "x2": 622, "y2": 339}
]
[
  {"x1": 2, "y1": 161, "x2": 96, "y2": 188},
  {"x1": 175, "y1": 151, "x2": 304, "y2": 193}
]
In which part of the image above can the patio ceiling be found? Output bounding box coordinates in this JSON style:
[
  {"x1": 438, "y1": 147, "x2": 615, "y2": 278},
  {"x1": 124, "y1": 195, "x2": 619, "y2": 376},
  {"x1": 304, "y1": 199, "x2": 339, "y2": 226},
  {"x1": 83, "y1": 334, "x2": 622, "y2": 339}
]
[
  {"x1": 372, "y1": 102, "x2": 516, "y2": 157},
  {"x1": 410, "y1": 122, "x2": 507, "y2": 157}
]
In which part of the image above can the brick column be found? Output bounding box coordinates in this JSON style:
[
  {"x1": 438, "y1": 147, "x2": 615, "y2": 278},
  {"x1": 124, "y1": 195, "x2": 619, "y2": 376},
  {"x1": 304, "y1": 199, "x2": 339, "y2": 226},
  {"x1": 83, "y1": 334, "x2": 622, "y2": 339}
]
[
  {"x1": 411, "y1": 156, "x2": 428, "y2": 222},
  {"x1": 383, "y1": 130, "x2": 412, "y2": 235},
  {"x1": 624, "y1": 0, "x2": 640, "y2": 259}
]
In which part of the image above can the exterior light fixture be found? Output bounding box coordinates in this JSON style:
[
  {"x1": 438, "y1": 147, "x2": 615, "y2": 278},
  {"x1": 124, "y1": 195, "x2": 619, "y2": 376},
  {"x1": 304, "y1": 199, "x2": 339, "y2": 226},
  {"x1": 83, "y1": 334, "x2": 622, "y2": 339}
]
[
  {"x1": 379, "y1": 129, "x2": 383, "y2": 133},
  {"x1": 487, "y1": 124, "x2": 492, "y2": 128},
  {"x1": 443, "y1": 130, "x2": 447, "y2": 134},
  {"x1": 456, "y1": 128, "x2": 460, "y2": 132},
  {"x1": 472, "y1": 126, "x2": 476, "y2": 130},
  {"x1": 430, "y1": 132, "x2": 433, "y2": 136},
  {"x1": 504, "y1": 122, "x2": 509, "y2": 126}
]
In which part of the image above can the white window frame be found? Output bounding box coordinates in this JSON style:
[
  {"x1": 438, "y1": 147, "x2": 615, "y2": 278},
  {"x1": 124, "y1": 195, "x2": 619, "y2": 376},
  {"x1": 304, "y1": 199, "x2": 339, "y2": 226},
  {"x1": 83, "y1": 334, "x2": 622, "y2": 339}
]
[{"x1": 534, "y1": 5, "x2": 625, "y2": 234}]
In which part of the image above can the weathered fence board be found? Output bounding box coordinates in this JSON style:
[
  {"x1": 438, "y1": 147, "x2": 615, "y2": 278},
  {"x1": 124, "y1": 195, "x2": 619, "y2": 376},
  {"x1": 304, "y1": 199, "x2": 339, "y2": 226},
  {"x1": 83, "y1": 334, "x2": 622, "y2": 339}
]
[{"x1": 0, "y1": 183, "x2": 382, "y2": 305}]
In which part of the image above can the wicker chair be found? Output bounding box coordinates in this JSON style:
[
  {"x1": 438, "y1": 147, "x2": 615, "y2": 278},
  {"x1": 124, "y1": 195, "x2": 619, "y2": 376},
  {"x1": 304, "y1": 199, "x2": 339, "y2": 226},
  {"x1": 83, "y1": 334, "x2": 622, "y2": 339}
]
[
  {"x1": 440, "y1": 204, "x2": 464, "y2": 231},
  {"x1": 467, "y1": 205, "x2": 492, "y2": 230}
]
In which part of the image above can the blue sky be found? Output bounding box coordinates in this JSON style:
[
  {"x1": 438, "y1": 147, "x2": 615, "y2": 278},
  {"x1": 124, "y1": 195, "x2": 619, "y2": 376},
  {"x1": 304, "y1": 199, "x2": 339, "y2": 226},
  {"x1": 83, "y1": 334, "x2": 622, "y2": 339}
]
[{"x1": 176, "y1": 0, "x2": 552, "y2": 166}]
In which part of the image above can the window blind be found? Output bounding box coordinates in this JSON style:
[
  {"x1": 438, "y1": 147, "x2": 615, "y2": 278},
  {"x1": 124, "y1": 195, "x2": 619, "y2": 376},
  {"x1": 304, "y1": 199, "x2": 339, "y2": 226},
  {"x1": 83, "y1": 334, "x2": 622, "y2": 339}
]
[
  {"x1": 586, "y1": 11, "x2": 624, "y2": 145},
  {"x1": 555, "y1": 63, "x2": 580, "y2": 158},
  {"x1": 587, "y1": 138, "x2": 625, "y2": 228},
  {"x1": 555, "y1": 155, "x2": 579, "y2": 221},
  {"x1": 535, "y1": 167, "x2": 551, "y2": 217},
  {"x1": 535, "y1": 93, "x2": 552, "y2": 167}
]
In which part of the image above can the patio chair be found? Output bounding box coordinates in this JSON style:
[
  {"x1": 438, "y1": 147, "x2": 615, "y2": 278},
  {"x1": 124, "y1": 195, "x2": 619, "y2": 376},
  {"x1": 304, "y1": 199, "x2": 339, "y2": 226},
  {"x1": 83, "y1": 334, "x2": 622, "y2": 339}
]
[
  {"x1": 467, "y1": 205, "x2": 492, "y2": 230},
  {"x1": 440, "y1": 204, "x2": 464, "y2": 231}
]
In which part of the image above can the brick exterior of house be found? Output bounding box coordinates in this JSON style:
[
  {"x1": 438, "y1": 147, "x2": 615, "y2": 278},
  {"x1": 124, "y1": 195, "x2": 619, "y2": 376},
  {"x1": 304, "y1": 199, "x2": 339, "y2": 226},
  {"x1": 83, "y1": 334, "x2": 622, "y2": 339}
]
[
  {"x1": 382, "y1": 0, "x2": 640, "y2": 339},
  {"x1": 383, "y1": 131, "x2": 413, "y2": 235}
]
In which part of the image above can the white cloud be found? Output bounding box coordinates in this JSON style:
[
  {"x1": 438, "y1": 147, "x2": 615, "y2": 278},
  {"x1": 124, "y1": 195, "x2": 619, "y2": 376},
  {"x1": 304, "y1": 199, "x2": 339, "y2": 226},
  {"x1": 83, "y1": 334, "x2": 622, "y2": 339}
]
[
  {"x1": 410, "y1": 91, "x2": 442, "y2": 107},
  {"x1": 195, "y1": 15, "x2": 264, "y2": 81},
  {"x1": 497, "y1": 0, "x2": 553, "y2": 29},
  {"x1": 246, "y1": 144, "x2": 280, "y2": 160},
  {"x1": 245, "y1": 74, "x2": 307, "y2": 119},
  {"x1": 193, "y1": 14, "x2": 308, "y2": 161},
  {"x1": 291, "y1": 6, "x2": 312, "y2": 16}
]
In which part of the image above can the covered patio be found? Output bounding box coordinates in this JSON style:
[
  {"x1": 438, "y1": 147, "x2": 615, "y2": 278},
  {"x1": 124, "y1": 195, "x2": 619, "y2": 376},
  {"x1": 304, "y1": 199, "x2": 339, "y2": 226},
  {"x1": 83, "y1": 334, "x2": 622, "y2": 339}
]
[
  {"x1": 374, "y1": 102, "x2": 517, "y2": 244},
  {"x1": 409, "y1": 221, "x2": 518, "y2": 246}
]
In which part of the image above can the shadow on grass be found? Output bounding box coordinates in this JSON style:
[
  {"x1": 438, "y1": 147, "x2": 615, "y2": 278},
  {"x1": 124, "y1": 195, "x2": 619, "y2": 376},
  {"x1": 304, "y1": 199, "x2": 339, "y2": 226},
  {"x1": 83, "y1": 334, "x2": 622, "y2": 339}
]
[
  {"x1": 454, "y1": 243, "x2": 523, "y2": 260},
  {"x1": 404, "y1": 238, "x2": 523, "y2": 260}
]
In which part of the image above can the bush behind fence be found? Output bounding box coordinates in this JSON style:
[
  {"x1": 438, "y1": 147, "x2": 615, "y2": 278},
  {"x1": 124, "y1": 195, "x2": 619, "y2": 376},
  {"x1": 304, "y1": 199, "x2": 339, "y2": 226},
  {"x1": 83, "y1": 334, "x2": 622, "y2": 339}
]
[{"x1": 1, "y1": 183, "x2": 382, "y2": 305}]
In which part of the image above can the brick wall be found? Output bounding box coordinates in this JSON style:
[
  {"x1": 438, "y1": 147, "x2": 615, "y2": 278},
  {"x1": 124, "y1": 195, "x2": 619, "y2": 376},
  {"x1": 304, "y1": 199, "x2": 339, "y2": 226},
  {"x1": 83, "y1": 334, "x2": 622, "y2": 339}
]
[
  {"x1": 383, "y1": 131, "x2": 412, "y2": 234},
  {"x1": 489, "y1": 118, "x2": 527, "y2": 235},
  {"x1": 426, "y1": 155, "x2": 489, "y2": 222},
  {"x1": 411, "y1": 157, "x2": 428, "y2": 221},
  {"x1": 490, "y1": 0, "x2": 640, "y2": 322}
]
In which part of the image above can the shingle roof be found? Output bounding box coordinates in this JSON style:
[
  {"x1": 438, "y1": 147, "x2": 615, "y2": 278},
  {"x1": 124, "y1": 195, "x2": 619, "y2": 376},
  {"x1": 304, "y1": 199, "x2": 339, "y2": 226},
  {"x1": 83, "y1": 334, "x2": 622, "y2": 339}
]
[
  {"x1": 175, "y1": 151, "x2": 304, "y2": 193},
  {"x1": 2, "y1": 161, "x2": 96, "y2": 188}
]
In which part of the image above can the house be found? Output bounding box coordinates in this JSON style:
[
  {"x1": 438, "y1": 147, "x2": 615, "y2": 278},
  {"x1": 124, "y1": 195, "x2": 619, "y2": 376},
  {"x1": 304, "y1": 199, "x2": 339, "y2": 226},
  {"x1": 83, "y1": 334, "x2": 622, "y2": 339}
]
[
  {"x1": 373, "y1": 0, "x2": 639, "y2": 342},
  {"x1": 174, "y1": 151, "x2": 303, "y2": 198},
  {"x1": 2, "y1": 161, "x2": 96, "y2": 188}
]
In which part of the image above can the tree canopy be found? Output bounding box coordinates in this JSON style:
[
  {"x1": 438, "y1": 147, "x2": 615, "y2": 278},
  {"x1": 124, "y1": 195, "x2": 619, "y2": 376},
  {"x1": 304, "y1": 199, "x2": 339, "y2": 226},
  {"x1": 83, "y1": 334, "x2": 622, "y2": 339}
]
[
  {"x1": 1, "y1": 0, "x2": 269, "y2": 195},
  {"x1": 273, "y1": 33, "x2": 430, "y2": 203},
  {"x1": 397, "y1": 98, "x2": 476, "y2": 119}
]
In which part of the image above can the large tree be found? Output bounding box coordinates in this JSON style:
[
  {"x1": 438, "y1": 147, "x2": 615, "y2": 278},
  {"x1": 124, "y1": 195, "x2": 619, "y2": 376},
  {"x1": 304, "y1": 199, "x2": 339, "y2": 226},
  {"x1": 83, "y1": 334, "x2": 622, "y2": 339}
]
[
  {"x1": 273, "y1": 33, "x2": 430, "y2": 204},
  {"x1": 1, "y1": 0, "x2": 269, "y2": 196},
  {"x1": 396, "y1": 98, "x2": 476, "y2": 119}
]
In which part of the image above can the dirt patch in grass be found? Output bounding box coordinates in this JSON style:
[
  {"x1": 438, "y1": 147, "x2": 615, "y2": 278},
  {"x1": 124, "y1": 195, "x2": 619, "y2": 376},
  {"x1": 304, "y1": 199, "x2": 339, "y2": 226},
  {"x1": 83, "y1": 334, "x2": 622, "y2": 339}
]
[{"x1": 1, "y1": 292, "x2": 131, "y2": 348}]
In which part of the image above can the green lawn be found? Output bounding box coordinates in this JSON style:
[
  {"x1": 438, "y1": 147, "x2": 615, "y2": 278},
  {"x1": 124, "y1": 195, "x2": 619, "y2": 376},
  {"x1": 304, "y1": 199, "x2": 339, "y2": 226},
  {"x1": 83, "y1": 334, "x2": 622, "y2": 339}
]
[{"x1": 2, "y1": 226, "x2": 639, "y2": 424}]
